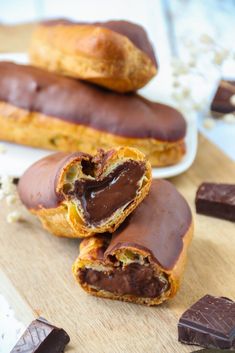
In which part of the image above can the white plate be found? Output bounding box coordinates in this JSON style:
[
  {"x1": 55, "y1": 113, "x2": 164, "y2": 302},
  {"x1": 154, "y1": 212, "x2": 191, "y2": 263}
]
[{"x1": 0, "y1": 54, "x2": 198, "y2": 178}]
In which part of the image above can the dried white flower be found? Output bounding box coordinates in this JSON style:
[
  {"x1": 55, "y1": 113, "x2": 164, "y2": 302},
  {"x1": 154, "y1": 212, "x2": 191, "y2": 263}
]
[
  {"x1": 229, "y1": 95, "x2": 235, "y2": 106},
  {"x1": 0, "y1": 190, "x2": 5, "y2": 201},
  {"x1": 213, "y1": 50, "x2": 229, "y2": 65},
  {"x1": 192, "y1": 102, "x2": 203, "y2": 111},
  {"x1": 171, "y1": 92, "x2": 183, "y2": 101},
  {"x1": 171, "y1": 59, "x2": 189, "y2": 76},
  {"x1": 172, "y1": 66, "x2": 189, "y2": 76},
  {"x1": 6, "y1": 194, "x2": 17, "y2": 206},
  {"x1": 187, "y1": 56, "x2": 197, "y2": 68},
  {"x1": 223, "y1": 113, "x2": 235, "y2": 124},
  {"x1": 181, "y1": 88, "x2": 191, "y2": 98},
  {"x1": 6, "y1": 211, "x2": 22, "y2": 223},
  {"x1": 200, "y1": 34, "x2": 214, "y2": 45},
  {"x1": 0, "y1": 175, "x2": 14, "y2": 196},
  {"x1": 203, "y1": 118, "x2": 215, "y2": 130},
  {"x1": 172, "y1": 80, "x2": 180, "y2": 88}
]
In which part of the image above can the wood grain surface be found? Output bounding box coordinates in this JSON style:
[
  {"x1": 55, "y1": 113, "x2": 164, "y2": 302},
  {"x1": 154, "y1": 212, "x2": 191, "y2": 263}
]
[{"x1": 0, "y1": 135, "x2": 234, "y2": 353}]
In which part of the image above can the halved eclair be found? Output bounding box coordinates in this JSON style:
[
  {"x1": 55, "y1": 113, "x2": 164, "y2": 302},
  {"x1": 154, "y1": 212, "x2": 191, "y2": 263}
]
[
  {"x1": 73, "y1": 180, "x2": 193, "y2": 305},
  {"x1": 18, "y1": 147, "x2": 152, "y2": 238}
]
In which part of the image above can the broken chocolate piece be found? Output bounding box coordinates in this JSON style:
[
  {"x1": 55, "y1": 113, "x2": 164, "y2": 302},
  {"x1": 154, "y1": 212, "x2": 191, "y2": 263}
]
[
  {"x1": 178, "y1": 294, "x2": 235, "y2": 349},
  {"x1": 195, "y1": 182, "x2": 235, "y2": 222},
  {"x1": 10, "y1": 317, "x2": 70, "y2": 353},
  {"x1": 211, "y1": 80, "x2": 235, "y2": 115}
]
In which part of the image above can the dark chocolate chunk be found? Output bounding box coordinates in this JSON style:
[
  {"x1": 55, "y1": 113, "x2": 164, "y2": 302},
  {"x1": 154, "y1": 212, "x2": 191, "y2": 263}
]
[
  {"x1": 195, "y1": 182, "x2": 235, "y2": 222},
  {"x1": 178, "y1": 294, "x2": 235, "y2": 349},
  {"x1": 210, "y1": 80, "x2": 235, "y2": 115},
  {"x1": 10, "y1": 317, "x2": 70, "y2": 353}
]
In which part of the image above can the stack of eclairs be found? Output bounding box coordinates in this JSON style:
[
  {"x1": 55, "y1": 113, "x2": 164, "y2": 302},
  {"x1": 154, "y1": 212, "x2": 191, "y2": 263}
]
[{"x1": 4, "y1": 19, "x2": 193, "y2": 305}]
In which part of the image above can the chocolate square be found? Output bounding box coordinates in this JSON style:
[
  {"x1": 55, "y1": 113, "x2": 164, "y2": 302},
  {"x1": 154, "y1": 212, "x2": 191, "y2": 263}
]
[
  {"x1": 210, "y1": 80, "x2": 235, "y2": 115},
  {"x1": 195, "y1": 183, "x2": 235, "y2": 222},
  {"x1": 178, "y1": 295, "x2": 235, "y2": 349},
  {"x1": 10, "y1": 317, "x2": 70, "y2": 353}
]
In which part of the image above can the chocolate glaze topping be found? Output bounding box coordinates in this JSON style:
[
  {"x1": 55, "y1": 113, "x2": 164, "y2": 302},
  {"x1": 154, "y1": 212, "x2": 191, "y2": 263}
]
[
  {"x1": 105, "y1": 179, "x2": 192, "y2": 270},
  {"x1": 41, "y1": 19, "x2": 157, "y2": 66},
  {"x1": 211, "y1": 80, "x2": 235, "y2": 114},
  {"x1": 18, "y1": 152, "x2": 89, "y2": 209},
  {"x1": 0, "y1": 62, "x2": 186, "y2": 141},
  {"x1": 73, "y1": 161, "x2": 145, "y2": 225},
  {"x1": 79, "y1": 263, "x2": 168, "y2": 298}
]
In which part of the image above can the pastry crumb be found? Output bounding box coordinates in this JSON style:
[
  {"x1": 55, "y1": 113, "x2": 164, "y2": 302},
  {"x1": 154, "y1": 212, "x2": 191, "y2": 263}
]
[
  {"x1": 223, "y1": 113, "x2": 235, "y2": 124},
  {"x1": 6, "y1": 211, "x2": 22, "y2": 223},
  {"x1": 203, "y1": 118, "x2": 215, "y2": 129}
]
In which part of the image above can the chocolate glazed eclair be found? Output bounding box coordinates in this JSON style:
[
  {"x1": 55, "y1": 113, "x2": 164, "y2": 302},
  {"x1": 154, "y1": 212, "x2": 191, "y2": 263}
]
[
  {"x1": 18, "y1": 147, "x2": 152, "y2": 238},
  {"x1": 73, "y1": 180, "x2": 193, "y2": 305},
  {"x1": 30, "y1": 19, "x2": 158, "y2": 92},
  {"x1": 0, "y1": 62, "x2": 186, "y2": 167}
]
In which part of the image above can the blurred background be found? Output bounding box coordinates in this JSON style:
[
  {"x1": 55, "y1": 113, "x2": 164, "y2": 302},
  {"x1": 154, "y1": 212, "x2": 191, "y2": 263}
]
[{"x1": 0, "y1": 0, "x2": 234, "y2": 160}]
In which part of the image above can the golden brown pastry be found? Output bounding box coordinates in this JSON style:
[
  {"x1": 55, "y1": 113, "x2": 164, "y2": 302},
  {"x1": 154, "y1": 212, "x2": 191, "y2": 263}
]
[
  {"x1": 73, "y1": 180, "x2": 193, "y2": 305},
  {"x1": 30, "y1": 19, "x2": 158, "y2": 92},
  {"x1": 0, "y1": 62, "x2": 186, "y2": 168},
  {"x1": 18, "y1": 147, "x2": 152, "y2": 238}
]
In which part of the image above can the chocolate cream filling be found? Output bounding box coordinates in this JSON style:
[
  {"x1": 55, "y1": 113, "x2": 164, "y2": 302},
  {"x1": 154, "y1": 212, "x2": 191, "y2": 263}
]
[
  {"x1": 71, "y1": 161, "x2": 145, "y2": 225},
  {"x1": 79, "y1": 263, "x2": 169, "y2": 298}
]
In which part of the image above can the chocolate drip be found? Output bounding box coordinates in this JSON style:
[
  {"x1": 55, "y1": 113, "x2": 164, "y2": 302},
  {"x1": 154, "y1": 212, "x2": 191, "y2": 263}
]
[
  {"x1": 72, "y1": 161, "x2": 145, "y2": 225},
  {"x1": 0, "y1": 62, "x2": 186, "y2": 141}
]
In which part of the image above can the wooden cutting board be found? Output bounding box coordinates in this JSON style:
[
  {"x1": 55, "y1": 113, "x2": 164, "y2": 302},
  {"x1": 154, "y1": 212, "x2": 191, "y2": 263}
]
[{"x1": 0, "y1": 135, "x2": 235, "y2": 353}]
